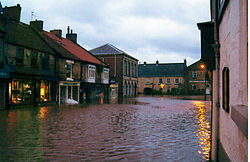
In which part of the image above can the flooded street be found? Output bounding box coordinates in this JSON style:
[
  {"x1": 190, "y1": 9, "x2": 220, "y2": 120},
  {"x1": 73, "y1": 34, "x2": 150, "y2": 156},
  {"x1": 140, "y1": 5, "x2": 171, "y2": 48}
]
[{"x1": 0, "y1": 97, "x2": 211, "y2": 161}]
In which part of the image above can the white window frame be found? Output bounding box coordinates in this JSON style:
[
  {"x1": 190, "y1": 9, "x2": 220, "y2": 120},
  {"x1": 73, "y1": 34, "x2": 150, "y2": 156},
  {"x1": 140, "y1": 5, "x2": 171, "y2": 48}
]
[
  {"x1": 87, "y1": 65, "x2": 96, "y2": 83},
  {"x1": 158, "y1": 78, "x2": 163, "y2": 84},
  {"x1": 146, "y1": 78, "x2": 150, "y2": 84},
  {"x1": 102, "y1": 68, "x2": 109, "y2": 84},
  {"x1": 66, "y1": 60, "x2": 74, "y2": 81}
]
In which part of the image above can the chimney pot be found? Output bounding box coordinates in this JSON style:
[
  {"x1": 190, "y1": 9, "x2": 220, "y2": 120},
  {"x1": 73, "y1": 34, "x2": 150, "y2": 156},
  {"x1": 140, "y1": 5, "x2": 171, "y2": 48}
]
[
  {"x1": 156, "y1": 60, "x2": 159, "y2": 64},
  {"x1": 67, "y1": 26, "x2": 70, "y2": 34}
]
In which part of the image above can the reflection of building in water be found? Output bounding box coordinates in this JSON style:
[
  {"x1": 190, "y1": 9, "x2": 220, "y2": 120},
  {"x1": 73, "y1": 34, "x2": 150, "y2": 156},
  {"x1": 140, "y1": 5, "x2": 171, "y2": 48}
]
[{"x1": 193, "y1": 101, "x2": 211, "y2": 161}]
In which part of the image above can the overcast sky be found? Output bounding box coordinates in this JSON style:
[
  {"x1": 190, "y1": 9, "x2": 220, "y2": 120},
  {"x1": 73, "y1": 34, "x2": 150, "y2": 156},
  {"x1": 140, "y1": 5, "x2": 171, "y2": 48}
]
[{"x1": 2, "y1": 0, "x2": 210, "y2": 65}]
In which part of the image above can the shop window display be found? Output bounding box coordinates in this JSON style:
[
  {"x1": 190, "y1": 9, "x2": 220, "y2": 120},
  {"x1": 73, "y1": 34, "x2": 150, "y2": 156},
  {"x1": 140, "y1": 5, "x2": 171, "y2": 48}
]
[{"x1": 40, "y1": 80, "x2": 50, "y2": 102}]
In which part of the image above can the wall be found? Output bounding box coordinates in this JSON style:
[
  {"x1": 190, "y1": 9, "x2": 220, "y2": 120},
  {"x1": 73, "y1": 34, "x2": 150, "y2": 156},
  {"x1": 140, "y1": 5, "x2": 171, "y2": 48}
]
[
  {"x1": 138, "y1": 76, "x2": 184, "y2": 94},
  {"x1": 218, "y1": 0, "x2": 248, "y2": 161}
]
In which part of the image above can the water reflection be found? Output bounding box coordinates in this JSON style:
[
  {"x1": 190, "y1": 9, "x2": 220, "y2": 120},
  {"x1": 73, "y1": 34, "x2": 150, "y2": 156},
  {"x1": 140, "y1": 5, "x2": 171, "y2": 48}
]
[
  {"x1": 0, "y1": 97, "x2": 211, "y2": 161},
  {"x1": 192, "y1": 101, "x2": 211, "y2": 161}
]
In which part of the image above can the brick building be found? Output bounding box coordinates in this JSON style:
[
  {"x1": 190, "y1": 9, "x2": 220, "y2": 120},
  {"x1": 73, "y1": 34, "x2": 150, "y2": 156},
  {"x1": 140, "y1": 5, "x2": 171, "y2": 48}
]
[
  {"x1": 186, "y1": 59, "x2": 211, "y2": 95},
  {"x1": 90, "y1": 44, "x2": 138, "y2": 98}
]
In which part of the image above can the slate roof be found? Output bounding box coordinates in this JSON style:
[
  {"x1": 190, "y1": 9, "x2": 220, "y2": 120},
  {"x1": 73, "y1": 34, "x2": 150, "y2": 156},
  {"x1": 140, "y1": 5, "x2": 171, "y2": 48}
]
[
  {"x1": 90, "y1": 43, "x2": 138, "y2": 61},
  {"x1": 43, "y1": 31, "x2": 106, "y2": 65},
  {"x1": 1, "y1": 19, "x2": 55, "y2": 55},
  {"x1": 138, "y1": 63, "x2": 185, "y2": 77}
]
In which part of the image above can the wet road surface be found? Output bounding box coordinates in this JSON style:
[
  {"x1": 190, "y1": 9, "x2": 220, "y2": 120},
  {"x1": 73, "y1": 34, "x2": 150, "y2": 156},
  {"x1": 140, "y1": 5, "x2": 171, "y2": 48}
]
[{"x1": 0, "y1": 97, "x2": 211, "y2": 161}]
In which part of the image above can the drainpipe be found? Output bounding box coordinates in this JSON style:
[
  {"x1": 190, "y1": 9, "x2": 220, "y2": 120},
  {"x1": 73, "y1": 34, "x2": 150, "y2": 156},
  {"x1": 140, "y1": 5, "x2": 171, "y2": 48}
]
[{"x1": 211, "y1": 0, "x2": 220, "y2": 161}]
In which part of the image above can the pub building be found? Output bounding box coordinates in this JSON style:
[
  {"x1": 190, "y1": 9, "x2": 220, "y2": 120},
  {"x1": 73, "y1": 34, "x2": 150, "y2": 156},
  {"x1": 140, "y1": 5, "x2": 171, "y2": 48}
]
[{"x1": 0, "y1": 4, "x2": 58, "y2": 108}]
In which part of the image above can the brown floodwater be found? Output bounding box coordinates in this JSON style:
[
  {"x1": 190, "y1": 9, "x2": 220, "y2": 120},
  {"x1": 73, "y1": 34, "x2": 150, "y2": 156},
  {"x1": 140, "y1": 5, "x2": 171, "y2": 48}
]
[{"x1": 0, "y1": 97, "x2": 211, "y2": 161}]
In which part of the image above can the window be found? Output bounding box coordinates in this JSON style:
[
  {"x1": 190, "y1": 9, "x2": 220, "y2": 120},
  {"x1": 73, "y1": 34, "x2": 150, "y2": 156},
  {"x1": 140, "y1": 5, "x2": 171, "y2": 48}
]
[
  {"x1": 42, "y1": 53, "x2": 50, "y2": 69},
  {"x1": 87, "y1": 65, "x2": 96, "y2": 83},
  {"x1": 102, "y1": 68, "x2": 109, "y2": 84},
  {"x1": 175, "y1": 78, "x2": 180, "y2": 84},
  {"x1": 192, "y1": 84, "x2": 198, "y2": 90},
  {"x1": 131, "y1": 63, "x2": 134, "y2": 77},
  {"x1": 192, "y1": 72, "x2": 197, "y2": 79},
  {"x1": 66, "y1": 64, "x2": 72, "y2": 78},
  {"x1": 222, "y1": 67, "x2": 229, "y2": 112},
  {"x1": 146, "y1": 79, "x2": 150, "y2": 84},
  {"x1": 158, "y1": 78, "x2": 163, "y2": 84},
  {"x1": 16, "y1": 47, "x2": 24, "y2": 65},
  {"x1": 128, "y1": 61, "x2": 130, "y2": 76},
  {"x1": 166, "y1": 78, "x2": 171, "y2": 84},
  {"x1": 31, "y1": 51, "x2": 38, "y2": 67},
  {"x1": 124, "y1": 60, "x2": 127, "y2": 75},
  {"x1": 134, "y1": 64, "x2": 136, "y2": 77}
]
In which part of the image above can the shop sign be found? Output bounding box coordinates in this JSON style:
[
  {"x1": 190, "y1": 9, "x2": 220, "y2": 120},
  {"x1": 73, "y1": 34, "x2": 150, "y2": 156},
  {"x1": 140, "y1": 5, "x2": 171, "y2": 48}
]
[
  {"x1": 0, "y1": 70, "x2": 9, "y2": 78},
  {"x1": 60, "y1": 82, "x2": 80, "y2": 86}
]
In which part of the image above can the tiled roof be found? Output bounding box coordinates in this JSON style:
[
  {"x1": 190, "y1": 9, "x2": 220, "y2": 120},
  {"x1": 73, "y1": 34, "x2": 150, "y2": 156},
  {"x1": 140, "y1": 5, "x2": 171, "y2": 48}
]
[
  {"x1": 138, "y1": 63, "x2": 185, "y2": 77},
  {"x1": 44, "y1": 31, "x2": 105, "y2": 65},
  {"x1": 90, "y1": 43, "x2": 138, "y2": 61}
]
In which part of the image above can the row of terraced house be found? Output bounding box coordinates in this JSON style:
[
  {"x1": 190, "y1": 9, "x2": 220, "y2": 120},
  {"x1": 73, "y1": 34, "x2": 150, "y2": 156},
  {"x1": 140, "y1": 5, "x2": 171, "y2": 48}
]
[{"x1": 0, "y1": 4, "x2": 110, "y2": 109}]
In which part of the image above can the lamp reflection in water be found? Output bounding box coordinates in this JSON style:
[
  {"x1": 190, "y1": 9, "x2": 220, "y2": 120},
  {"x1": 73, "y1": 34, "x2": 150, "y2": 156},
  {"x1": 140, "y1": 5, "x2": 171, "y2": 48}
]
[{"x1": 193, "y1": 101, "x2": 211, "y2": 161}]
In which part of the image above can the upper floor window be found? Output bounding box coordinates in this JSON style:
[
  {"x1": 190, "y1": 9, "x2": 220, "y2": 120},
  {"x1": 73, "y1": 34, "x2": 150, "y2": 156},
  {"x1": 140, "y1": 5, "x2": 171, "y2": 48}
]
[
  {"x1": 131, "y1": 63, "x2": 134, "y2": 77},
  {"x1": 175, "y1": 78, "x2": 180, "y2": 84},
  {"x1": 42, "y1": 53, "x2": 50, "y2": 69},
  {"x1": 146, "y1": 78, "x2": 150, "y2": 84},
  {"x1": 128, "y1": 61, "x2": 130, "y2": 76},
  {"x1": 124, "y1": 60, "x2": 127, "y2": 76},
  {"x1": 16, "y1": 47, "x2": 24, "y2": 65},
  {"x1": 134, "y1": 64, "x2": 136, "y2": 77},
  {"x1": 66, "y1": 60, "x2": 74, "y2": 80},
  {"x1": 66, "y1": 64, "x2": 72, "y2": 78},
  {"x1": 87, "y1": 64, "x2": 96, "y2": 83},
  {"x1": 31, "y1": 50, "x2": 38, "y2": 67},
  {"x1": 192, "y1": 72, "x2": 197, "y2": 79},
  {"x1": 102, "y1": 68, "x2": 109, "y2": 84},
  {"x1": 158, "y1": 78, "x2": 163, "y2": 84},
  {"x1": 166, "y1": 78, "x2": 171, "y2": 84}
]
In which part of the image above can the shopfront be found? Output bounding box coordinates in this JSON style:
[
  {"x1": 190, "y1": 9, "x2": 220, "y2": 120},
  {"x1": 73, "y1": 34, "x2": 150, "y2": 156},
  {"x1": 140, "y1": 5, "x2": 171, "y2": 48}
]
[
  {"x1": 58, "y1": 81, "x2": 80, "y2": 104},
  {"x1": 9, "y1": 79, "x2": 57, "y2": 106}
]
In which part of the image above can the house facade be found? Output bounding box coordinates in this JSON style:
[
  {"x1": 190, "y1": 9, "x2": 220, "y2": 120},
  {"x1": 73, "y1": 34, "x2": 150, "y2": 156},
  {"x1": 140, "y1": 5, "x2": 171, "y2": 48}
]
[
  {"x1": 199, "y1": 0, "x2": 248, "y2": 161},
  {"x1": 90, "y1": 44, "x2": 138, "y2": 98},
  {"x1": 0, "y1": 5, "x2": 58, "y2": 108},
  {"x1": 0, "y1": 4, "x2": 109, "y2": 108},
  {"x1": 186, "y1": 60, "x2": 211, "y2": 96},
  {"x1": 138, "y1": 61, "x2": 186, "y2": 95}
]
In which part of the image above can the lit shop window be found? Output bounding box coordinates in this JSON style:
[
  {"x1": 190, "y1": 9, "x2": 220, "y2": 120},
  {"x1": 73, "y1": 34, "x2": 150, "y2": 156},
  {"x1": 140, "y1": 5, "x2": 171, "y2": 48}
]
[
  {"x1": 11, "y1": 80, "x2": 22, "y2": 104},
  {"x1": 41, "y1": 81, "x2": 50, "y2": 102}
]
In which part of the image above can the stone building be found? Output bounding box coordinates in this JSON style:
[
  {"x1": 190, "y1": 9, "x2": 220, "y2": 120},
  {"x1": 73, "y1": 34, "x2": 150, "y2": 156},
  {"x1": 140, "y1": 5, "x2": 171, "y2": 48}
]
[
  {"x1": 90, "y1": 44, "x2": 138, "y2": 98},
  {"x1": 198, "y1": 0, "x2": 248, "y2": 161},
  {"x1": 138, "y1": 61, "x2": 186, "y2": 95}
]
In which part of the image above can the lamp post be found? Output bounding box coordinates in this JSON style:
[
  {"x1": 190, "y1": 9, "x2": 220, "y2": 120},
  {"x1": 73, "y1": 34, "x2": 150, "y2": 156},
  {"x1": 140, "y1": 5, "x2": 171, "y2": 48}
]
[{"x1": 200, "y1": 63, "x2": 206, "y2": 101}]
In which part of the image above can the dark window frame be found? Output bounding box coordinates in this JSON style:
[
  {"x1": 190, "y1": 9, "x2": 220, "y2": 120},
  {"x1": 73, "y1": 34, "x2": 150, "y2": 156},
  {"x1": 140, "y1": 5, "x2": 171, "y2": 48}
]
[
  {"x1": 222, "y1": 67, "x2": 230, "y2": 112},
  {"x1": 31, "y1": 50, "x2": 38, "y2": 67},
  {"x1": 42, "y1": 53, "x2": 50, "y2": 69},
  {"x1": 16, "y1": 47, "x2": 24, "y2": 65}
]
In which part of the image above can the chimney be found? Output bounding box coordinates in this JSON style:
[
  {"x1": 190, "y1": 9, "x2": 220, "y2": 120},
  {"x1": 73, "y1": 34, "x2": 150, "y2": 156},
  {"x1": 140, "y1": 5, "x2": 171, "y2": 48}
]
[
  {"x1": 30, "y1": 20, "x2": 43, "y2": 31},
  {"x1": 156, "y1": 60, "x2": 159, "y2": 65},
  {"x1": 50, "y1": 29, "x2": 62, "y2": 39},
  {"x1": 144, "y1": 61, "x2": 146, "y2": 66},
  {"x1": 184, "y1": 59, "x2": 187, "y2": 67},
  {"x1": 66, "y1": 26, "x2": 77, "y2": 44},
  {"x1": 3, "y1": 4, "x2": 21, "y2": 23}
]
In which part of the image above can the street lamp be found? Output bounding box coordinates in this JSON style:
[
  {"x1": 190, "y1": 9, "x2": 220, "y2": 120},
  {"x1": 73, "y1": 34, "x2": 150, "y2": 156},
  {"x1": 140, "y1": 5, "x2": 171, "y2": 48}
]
[
  {"x1": 200, "y1": 63, "x2": 207, "y2": 100},
  {"x1": 160, "y1": 83, "x2": 164, "y2": 96}
]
